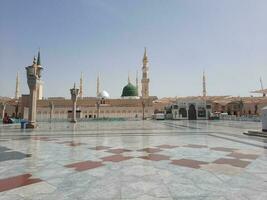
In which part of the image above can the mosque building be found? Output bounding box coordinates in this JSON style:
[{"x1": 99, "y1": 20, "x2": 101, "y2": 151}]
[
  {"x1": 19, "y1": 48, "x2": 156, "y2": 121},
  {"x1": 2, "y1": 48, "x2": 267, "y2": 121}
]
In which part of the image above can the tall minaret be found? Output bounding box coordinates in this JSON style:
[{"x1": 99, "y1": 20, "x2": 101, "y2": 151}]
[
  {"x1": 96, "y1": 73, "x2": 100, "y2": 97},
  {"x1": 79, "y1": 72, "x2": 83, "y2": 98},
  {"x1": 203, "y1": 70, "x2": 207, "y2": 98},
  {"x1": 36, "y1": 49, "x2": 43, "y2": 100},
  {"x1": 15, "y1": 72, "x2": 20, "y2": 99},
  {"x1": 260, "y1": 77, "x2": 266, "y2": 97},
  {"x1": 141, "y1": 47, "x2": 150, "y2": 98},
  {"x1": 136, "y1": 70, "x2": 139, "y2": 96},
  {"x1": 128, "y1": 72, "x2": 131, "y2": 84}
]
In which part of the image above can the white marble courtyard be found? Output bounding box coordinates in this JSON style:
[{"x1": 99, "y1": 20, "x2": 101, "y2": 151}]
[{"x1": 0, "y1": 120, "x2": 266, "y2": 200}]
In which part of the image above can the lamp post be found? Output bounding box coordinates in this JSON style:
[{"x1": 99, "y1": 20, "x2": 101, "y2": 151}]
[
  {"x1": 70, "y1": 83, "x2": 79, "y2": 123},
  {"x1": 96, "y1": 100, "x2": 100, "y2": 119},
  {"x1": 49, "y1": 101, "x2": 54, "y2": 123},
  {"x1": 142, "y1": 100, "x2": 145, "y2": 120},
  {"x1": 25, "y1": 57, "x2": 43, "y2": 128},
  {"x1": 15, "y1": 100, "x2": 19, "y2": 118},
  {"x1": 0, "y1": 103, "x2": 6, "y2": 120}
]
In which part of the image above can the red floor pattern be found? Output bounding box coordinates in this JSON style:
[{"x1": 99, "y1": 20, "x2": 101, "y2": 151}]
[
  {"x1": 139, "y1": 154, "x2": 170, "y2": 161},
  {"x1": 65, "y1": 161, "x2": 104, "y2": 171},
  {"x1": 0, "y1": 174, "x2": 42, "y2": 192}
]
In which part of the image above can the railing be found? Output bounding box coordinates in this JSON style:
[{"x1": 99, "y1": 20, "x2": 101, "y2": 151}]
[{"x1": 220, "y1": 115, "x2": 261, "y2": 122}]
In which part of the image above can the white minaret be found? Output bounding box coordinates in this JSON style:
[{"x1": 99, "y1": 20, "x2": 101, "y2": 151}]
[
  {"x1": 260, "y1": 77, "x2": 266, "y2": 97},
  {"x1": 141, "y1": 47, "x2": 149, "y2": 98},
  {"x1": 136, "y1": 70, "x2": 139, "y2": 96},
  {"x1": 203, "y1": 70, "x2": 207, "y2": 98},
  {"x1": 79, "y1": 72, "x2": 83, "y2": 98},
  {"x1": 15, "y1": 72, "x2": 20, "y2": 99},
  {"x1": 36, "y1": 49, "x2": 43, "y2": 100},
  {"x1": 96, "y1": 73, "x2": 100, "y2": 97},
  {"x1": 128, "y1": 71, "x2": 131, "y2": 84}
]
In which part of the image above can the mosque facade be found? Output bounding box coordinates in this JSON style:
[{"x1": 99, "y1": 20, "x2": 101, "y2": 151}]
[{"x1": 20, "y1": 49, "x2": 156, "y2": 121}]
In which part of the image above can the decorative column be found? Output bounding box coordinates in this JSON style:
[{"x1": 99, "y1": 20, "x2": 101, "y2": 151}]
[
  {"x1": 25, "y1": 56, "x2": 43, "y2": 128},
  {"x1": 70, "y1": 84, "x2": 79, "y2": 123},
  {"x1": 49, "y1": 101, "x2": 54, "y2": 122},
  {"x1": 15, "y1": 101, "x2": 19, "y2": 118},
  {"x1": 1, "y1": 103, "x2": 6, "y2": 119}
]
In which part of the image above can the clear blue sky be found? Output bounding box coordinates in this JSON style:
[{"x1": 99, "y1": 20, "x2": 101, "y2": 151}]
[{"x1": 0, "y1": 0, "x2": 267, "y2": 98}]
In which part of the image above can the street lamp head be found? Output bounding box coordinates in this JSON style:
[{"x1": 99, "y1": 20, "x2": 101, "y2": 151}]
[
  {"x1": 70, "y1": 83, "x2": 79, "y2": 101},
  {"x1": 26, "y1": 65, "x2": 35, "y2": 77}
]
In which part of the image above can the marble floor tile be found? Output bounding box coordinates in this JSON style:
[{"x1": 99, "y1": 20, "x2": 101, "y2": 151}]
[
  {"x1": 137, "y1": 148, "x2": 163, "y2": 153},
  {"x1": 106, "y1": 148, "x2": 132, "y2": 154},
  {"x1": 156, "y1": 144, "x2": 179, "y2": 149},
  {"x1": 139, "y1": 154, "x2": 170, "y2": 161},
  {"x1": 4, "y1": 181, "x2": 56, "y2": 198},
  {"x1": 101, "y1": 154, "x2": 133, "y2": 162},
  {"x1": 210, "y1": 147, "x2": 238, "y2": 152},
  {"x1": 200, "y1": 163, "x2": 244, "y2": 176},
  {"x1": 0, "y1": 174, "x2": 42, "y2": 192},
  {"x1": 89, "y1": 145, "x2": 111, "y2": 150},
  {"x1": 227, "y1": 152, "x2": 259, "y2": 160},
  {"x1": 65, "y1": 160, "x2": 104, "y2": 171},
  {"x1": 213, "y1": 158, "x2": 251, "y2": 168},
  {"x1": 171, "y1": 159, "x2": 209, "y2": 169}
]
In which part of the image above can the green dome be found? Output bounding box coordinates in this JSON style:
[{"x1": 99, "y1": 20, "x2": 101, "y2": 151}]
[{"x1": 121, "y1": 83, "x2": 138, "y2": 97}]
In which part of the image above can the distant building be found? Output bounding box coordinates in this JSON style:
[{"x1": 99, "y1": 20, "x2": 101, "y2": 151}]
[{"x1": 165, "y1": 97, "x2": 212, "y2": 120}]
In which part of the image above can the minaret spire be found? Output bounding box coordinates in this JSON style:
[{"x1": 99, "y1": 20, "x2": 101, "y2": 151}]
[
  {"x1": 203, "y1": 70, "x2": 207, "y2": 98},
  {"x1": 79, "y1": 72, "x2": 83, "y2": 98},
  {"x1": 15, "y1": 72, "x2": 20, "y2": 99},
  {"x1": 37, "y1": 49, "x2": 41, "y2": 66},
  {"x1": 143, "y1": 47, "x2": 148, "y2": 66},
  {"x1": 136, "y1": 70, "x2": 139, "y2": 96},
  {"x1": 260, "y1": 77, "x2": 266, "y2": 97},
  {"x1": 97, "y1": 73, "x2": 100, "y2": 97}
]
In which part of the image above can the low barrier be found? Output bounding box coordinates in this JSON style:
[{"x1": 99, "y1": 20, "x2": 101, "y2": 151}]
[{"x1": 220, "y1": 115, "x2": 261, "y2": 122}]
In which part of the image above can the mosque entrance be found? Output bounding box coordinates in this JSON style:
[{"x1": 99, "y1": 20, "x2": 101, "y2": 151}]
[{"x1": 188, "y1": 104, "x2": 197, "y2": 120}]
